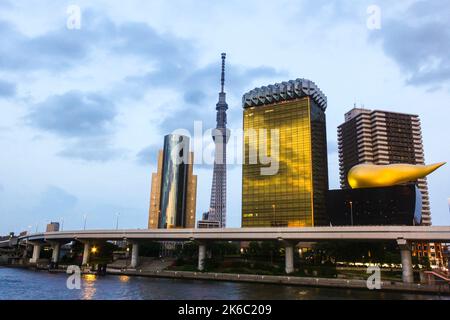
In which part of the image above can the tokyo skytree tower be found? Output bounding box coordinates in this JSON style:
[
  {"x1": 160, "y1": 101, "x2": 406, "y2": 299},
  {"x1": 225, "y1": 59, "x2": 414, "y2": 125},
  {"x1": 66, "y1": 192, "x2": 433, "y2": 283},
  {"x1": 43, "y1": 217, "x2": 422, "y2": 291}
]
[{"x1": 208, "y1": 53, "x2": 230, "y2": 228}]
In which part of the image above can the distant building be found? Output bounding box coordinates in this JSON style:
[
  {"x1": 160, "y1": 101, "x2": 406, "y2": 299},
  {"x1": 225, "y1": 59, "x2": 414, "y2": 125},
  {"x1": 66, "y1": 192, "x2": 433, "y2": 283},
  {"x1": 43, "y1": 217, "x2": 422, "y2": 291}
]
[
  {"x1": 197, "y1": 212, "x2": 220, "y2": 229},
  {"x1": 338, "y1": 108, "x2": 431, "y2": 225},
  {"x1": 242, "y1": 78, "x2": 329, "y2": 227},
  {"x1": 327, "y1": 184, "x2": 422, "y2": 226},
  {"x1": 148, "y1": 134, "x2": 197, "y2": 229},
  {"x1": 46, "y1": 222, "x2": 60, "y2": 232}
]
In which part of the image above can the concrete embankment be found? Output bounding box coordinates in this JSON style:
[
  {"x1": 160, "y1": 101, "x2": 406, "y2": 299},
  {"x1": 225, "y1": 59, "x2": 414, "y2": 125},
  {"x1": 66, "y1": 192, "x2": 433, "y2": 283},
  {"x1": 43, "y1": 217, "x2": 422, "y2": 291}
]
[{"x1": 108, "y1": 269, "x2": 450, "y2": 295}]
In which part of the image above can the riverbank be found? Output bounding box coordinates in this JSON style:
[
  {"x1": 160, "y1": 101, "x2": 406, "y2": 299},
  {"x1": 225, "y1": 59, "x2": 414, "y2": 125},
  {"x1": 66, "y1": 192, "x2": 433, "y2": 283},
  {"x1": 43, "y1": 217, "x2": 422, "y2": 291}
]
[{"x1": 107, "y1": 268, "x2": 450, "y2": 295}]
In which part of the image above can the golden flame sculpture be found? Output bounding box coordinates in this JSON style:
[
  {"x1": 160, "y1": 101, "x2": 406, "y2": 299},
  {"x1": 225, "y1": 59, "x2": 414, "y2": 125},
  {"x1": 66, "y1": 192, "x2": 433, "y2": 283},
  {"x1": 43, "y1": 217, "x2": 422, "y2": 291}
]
[{"x1": 348, "y1": 162, "x2": 446, "y2": 189}]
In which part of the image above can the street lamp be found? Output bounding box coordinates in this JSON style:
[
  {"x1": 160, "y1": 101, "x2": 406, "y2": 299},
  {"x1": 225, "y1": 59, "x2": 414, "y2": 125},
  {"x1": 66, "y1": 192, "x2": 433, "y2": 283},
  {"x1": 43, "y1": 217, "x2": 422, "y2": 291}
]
[
  {"x1": 115, "y1": 213, "x2": 120, "y2": 230},
  {"x1": 272, "y1": 204, "x2": 276, "y2": 227},
  {"x1": 349, "y1": 201, "x2": 354, "y2": 226},
  {"x1": 83, "y1": 214, "x2": 87, "y2": 230}
]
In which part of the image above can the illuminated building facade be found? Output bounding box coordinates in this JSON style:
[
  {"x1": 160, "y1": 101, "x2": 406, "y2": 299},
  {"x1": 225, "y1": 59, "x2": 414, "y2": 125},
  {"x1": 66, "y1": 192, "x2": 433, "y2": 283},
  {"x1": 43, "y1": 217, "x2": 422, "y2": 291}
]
[
  {"x1": 148, "y1": 134, "x2": 197, "y2": 229},
  {"x1": 412, "y1": 242, "x2": 446, "y2": 269},
  {"x1": 242, "y1": 79, "x2": 329, "y2": 227}
]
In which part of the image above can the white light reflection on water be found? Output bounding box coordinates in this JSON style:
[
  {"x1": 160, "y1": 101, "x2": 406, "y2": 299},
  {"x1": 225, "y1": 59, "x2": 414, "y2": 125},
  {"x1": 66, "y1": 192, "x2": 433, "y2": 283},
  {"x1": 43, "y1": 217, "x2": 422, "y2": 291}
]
[{"x1": 82, "y1": 274, "x2": 98, "y2": 300}]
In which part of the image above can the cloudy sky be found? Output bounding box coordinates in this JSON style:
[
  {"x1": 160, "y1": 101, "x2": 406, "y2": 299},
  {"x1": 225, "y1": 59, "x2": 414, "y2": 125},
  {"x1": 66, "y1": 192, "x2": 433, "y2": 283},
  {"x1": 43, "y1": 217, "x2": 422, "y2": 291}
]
[{"x1": 0, "y1": 0, "x2": 449, "y2": 234}]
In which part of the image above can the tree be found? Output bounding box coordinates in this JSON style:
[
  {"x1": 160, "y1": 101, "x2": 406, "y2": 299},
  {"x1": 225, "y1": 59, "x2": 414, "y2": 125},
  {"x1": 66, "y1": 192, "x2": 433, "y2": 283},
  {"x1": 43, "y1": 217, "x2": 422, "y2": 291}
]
[
  {"x1": 246, "y1": 241, "x2": 261, "y2": 259},
  {"x1": 312, "y1": 241, "x2": 401, "y2": 265},
  {"x1": 139, "y1": 241, "x2": 160, "y2": 257}
]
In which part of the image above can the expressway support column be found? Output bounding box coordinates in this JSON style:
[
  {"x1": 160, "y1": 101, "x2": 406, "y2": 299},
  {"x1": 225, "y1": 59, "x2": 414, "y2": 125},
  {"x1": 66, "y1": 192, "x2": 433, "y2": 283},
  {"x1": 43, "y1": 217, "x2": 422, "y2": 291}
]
[
  {"x1": 51, "y1": 242, "x2": 60, "y2": 264},
  {"x1": 198, "y1": 243, "x2": 206, "y2": 271},
  {"x1": 22, "y1": 245, "x2": 28, "y2": 259},
  {"x1": 397, "y1": 239, "x2": 414, "y2": 283},
  {"x1": 29, "y1": 243, "x2": 41, "y2": 264},
  {"x1": 82, "y1": 242, "x2": 91, "y2": 265},
  {"x1": 130, "y1": 242, "x2": 140, "y2": 269},
  {"x1": 284, "y1": 241, "x2": 295, "y2": 274},
  {"x1": 447, "y1": 251, "x2": 450, "y2": 276}
]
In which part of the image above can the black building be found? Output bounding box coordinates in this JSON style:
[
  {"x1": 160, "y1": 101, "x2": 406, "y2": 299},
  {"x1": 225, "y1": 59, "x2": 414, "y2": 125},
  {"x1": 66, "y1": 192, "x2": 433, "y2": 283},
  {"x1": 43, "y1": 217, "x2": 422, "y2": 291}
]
[{"x1": 327, "y1": 184, "x2": 422, "y2": 226}]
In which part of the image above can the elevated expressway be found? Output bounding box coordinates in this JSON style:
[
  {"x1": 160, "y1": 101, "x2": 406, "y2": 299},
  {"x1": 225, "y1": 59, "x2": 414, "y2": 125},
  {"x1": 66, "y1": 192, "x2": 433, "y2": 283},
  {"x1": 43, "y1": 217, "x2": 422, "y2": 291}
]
[{"x1": 19, "y1": 226, "x2": 450, "y2": 283}]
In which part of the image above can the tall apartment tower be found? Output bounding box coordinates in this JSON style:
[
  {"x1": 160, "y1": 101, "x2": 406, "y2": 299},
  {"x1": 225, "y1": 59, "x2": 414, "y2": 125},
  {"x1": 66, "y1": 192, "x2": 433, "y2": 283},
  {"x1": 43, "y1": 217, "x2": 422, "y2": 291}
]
[
  {"x1": 337, "y1": 107, "x2": 431, "y2": 225},
  {"x1": 242, "y1": 79, "x2": 329, "y2": 227},
  {"x1": 207, "y1": 53, "x2": 230, "y2": 228},
  {"x1": 148, "y1": 134, "x2": 197, "y2": 229}
]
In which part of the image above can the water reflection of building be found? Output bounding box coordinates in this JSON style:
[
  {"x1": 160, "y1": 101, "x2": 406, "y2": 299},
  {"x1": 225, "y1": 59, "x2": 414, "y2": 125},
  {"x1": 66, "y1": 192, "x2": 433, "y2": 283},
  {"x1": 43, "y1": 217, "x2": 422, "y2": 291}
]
[
  {"x1": 148, "y1": 134, "x2": 197, "y2": 229},
  {"x1": 241, "y1": 79, "x2": 329, "y2": 227}
]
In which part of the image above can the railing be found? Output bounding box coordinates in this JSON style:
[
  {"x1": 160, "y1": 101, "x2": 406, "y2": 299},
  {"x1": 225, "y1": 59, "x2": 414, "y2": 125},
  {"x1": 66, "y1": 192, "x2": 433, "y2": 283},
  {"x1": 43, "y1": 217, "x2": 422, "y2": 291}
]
[{"x1": 423, "y1": 271, "x2": 450, "y2": 284}]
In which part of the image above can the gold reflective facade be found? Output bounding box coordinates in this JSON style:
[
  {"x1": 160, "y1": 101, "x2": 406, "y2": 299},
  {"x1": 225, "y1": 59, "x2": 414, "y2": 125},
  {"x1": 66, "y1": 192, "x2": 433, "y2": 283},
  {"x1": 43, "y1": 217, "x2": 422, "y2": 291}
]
[
  {"x1": 242, "y1": 97, "x2": 329, "y2": 227},
  {"x1": 148, "y1": 150, "x2": 163, "y2": 229},
  {"x1": 348, "y1": 162, "x2": 446, "y2": 189},
  {"x1": 185, "y1": 152, "x2": 197, "y2": 228}
]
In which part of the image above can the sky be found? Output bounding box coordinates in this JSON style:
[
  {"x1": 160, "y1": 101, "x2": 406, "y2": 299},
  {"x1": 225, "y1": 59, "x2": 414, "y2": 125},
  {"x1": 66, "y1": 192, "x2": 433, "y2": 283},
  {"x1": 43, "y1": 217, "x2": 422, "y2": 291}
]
[{"x1": 0, "y1": 0, "x2": 449, "y2": 234}]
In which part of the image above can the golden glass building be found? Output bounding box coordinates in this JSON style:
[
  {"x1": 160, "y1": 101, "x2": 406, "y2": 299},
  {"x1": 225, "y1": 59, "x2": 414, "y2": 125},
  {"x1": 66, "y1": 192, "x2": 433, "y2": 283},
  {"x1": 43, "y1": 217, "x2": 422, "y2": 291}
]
[{"x1": 242, "y1": 79, "x2": 329, "y2": 227}]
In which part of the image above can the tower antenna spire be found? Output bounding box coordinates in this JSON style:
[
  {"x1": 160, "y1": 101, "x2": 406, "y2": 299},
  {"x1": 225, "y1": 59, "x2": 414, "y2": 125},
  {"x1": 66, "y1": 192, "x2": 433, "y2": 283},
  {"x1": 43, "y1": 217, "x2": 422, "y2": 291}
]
[{"x1": 221, "y1": 53, "x2": 226, "y2": 93}]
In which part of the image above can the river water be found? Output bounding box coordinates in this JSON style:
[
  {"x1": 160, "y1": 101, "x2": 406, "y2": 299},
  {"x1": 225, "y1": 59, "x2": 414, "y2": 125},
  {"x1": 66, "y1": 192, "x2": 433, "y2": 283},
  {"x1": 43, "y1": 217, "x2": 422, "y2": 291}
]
[{"x1": 0, "y1": 267, "x2": 448, "y2": 300}]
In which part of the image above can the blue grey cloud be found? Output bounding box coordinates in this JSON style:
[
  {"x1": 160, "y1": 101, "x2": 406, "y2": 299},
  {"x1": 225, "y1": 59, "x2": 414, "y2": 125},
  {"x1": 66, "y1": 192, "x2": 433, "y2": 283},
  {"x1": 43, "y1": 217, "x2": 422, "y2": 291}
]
[
  {"x1": 8, "y1": 8, "x2": 284, "y2": 162},
  {"x1": 0, "y1": 9, "x2": 193, "y2": 73},
  {"x1": 0, "y1": 19, "x2": 94, "y2": 71},
  {"x1": 0, "y1": 0, "x2": 13, "y2": 10},
  {"x1": 26, "y1": 90, "x2": 123, "y2": 162},
  {"x1": 0, "y1": 79, "x2": 16, "y2": 97},
  {"x1": 158, "y1": 63, "x2": 285, "y2": 132},
  {"x1": 184, "y1": 90, "x2": 207, "y2": 105},
  {"x1": 136, "y1": 144, "x2": 161, "y2": 166},
  {"x1": 111, "y1": 21, "x2": 194, "y2": 64},
  {"x1": 136, "y1": 61, "x2": 284, "y2": 168},
  {"x1": 27, "y1": 91, "x2": 116, "y2": 137},
  {"x1": 370, "y1": 0, "x2": 450, "y2": 88},
  {"x1": 58, "y1": 138, "x2": 125, "y2": 162}
]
